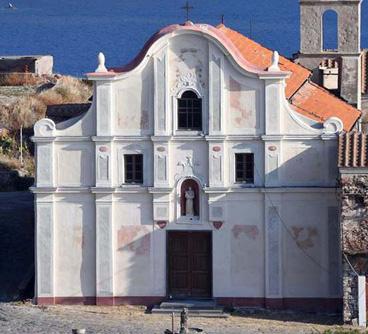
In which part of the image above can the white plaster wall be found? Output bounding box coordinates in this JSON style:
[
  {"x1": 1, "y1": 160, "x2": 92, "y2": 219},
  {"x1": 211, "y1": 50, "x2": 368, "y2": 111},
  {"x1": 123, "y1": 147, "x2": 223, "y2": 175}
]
[
  {"x1": 216, "y1": 193, "x2": 265, "y2": 297},
  {"x1": 54, "y1": 194, "x2": 96, "y2": 297},
  {"x1": 281, "y1": 192, "x2": 340, "y2": 298},
  {"x1": 223, "y1": 59, "x2": 264, "y2": 135},
  {"x1": 55, "y1": 142, "x2": 95, "y2": 187},
  {"x1": 113, "y1": 194, "x2": 156, "y2": 296},
  {"x1": 281, "y1": 140, "x2": 338, "y2": 187},
  {"x1": 114, "y1": 61, "x2": 154, "y2": 136}
]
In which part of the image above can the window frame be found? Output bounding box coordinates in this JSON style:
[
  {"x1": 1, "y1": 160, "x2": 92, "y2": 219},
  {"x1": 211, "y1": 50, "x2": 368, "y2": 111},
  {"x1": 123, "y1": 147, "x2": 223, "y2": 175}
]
[
  {"x1": 124, "y1": 154, "x2": 144, "y2": 184},
  {"x1": 234, "y1": 153, "x2": 255, "y2": 184},
  {"x1": 177, "y1": 90, "x2": 203, "y2": 131}
]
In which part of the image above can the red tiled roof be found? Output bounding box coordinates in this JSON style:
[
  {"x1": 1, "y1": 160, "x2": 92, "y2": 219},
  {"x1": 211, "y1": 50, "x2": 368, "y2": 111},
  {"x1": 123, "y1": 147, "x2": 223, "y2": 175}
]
[
  {"x1": 290, "y1": 81, "x2": 360, "y2": 131},
  {"x1": 217, "y1": 24, "x2": 310, "y2": 98},
  {"x1": 338, "y1": 132, "x2": 368, "y2": 168},
  {"x1": 218, "y1": 25, "x2": 360, "y2": 131}
]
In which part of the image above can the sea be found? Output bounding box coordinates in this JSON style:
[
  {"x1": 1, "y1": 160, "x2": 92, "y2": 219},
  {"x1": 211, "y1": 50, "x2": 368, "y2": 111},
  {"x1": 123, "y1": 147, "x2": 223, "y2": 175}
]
[{"x1": 0, "y1": 0, "x2": 367, "y2": 76}]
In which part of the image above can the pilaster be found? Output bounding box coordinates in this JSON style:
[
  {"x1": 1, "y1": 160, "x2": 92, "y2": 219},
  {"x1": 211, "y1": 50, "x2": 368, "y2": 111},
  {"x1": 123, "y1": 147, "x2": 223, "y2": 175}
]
[
  {"x1": 96, "y1": 81, "x2": 114, "y2": 136},
  {"x1": 264, "y1": 79, "x2": 283, "y2": 135},
  {"x1": 208, "y1": 44, "x2": 223, "y2": 135},
  {"x1": 36, "y1": 141, "x2": 55, "y2": 187},
  {"x1": 153, "y1": 141, "x2": 170, "y2": 188},
  {"x1": 95, "y1": 141, "x2": 114, "y2": 188},
  {"x1": 36, "y1": 194, "x2": 55, "y2": 304},
  {"x1": 264, "y1": 194, "x2": 283, "y2": 308},
  {"x1": 263, "y1": 140, "x2": 282, "y2": 187},
  {"x1": 207, "y1": 140, "x2": 226, "y2": 188},
  {"x1": 154, "y1": 52, "x2": 168, "y2": 136},
  {"x1": 96, "y1": 193, "x2": 114, "y2": 305}
]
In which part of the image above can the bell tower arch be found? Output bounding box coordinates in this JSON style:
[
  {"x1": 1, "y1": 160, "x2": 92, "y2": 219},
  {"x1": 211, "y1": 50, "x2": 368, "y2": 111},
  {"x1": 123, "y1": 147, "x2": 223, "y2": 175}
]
[{"x1": 295, "y1": 0, "x2": 363, "y2": 108}]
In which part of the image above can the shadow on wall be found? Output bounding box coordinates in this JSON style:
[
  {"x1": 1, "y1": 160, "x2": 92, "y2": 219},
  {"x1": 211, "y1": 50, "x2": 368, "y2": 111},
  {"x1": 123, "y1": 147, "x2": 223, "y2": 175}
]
[
  {"x1": 265, "y1": 140, "x2": 338, "y2": 188},
  {"x1": 0, "y1": 191, "x2": 34, "y2": 301}
]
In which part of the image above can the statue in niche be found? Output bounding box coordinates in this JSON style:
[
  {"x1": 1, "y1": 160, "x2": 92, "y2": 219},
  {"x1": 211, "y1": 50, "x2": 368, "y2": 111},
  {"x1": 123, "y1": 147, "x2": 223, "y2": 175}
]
[
  {"x1": 180, "y1": 179, "x2": 199, "y2": 218},
  {"x1": 185, "y1": 187, "x2": 195, "y2": 216}
]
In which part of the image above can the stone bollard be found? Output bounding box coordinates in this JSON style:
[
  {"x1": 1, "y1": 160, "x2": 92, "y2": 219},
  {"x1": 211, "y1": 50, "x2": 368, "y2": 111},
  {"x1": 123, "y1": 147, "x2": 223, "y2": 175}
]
[
  {"x1": 72, "y1": 329, "x2": 86, "y2": 334},
  {"x1": 179, "y1": 308, "x2": 189, "y2": 334}
]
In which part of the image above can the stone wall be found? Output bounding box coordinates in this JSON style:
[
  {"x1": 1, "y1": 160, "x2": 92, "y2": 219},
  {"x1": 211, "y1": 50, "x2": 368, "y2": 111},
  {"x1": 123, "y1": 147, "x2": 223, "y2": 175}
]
[
  {"x1": 0, "y1": 56, "x2": 53, "y2": 75},
  {"x1": 341, "y1": 174, "x2": 368, "y2": 323},
  {"x1": 0, "y1": 191, "x2": 34, "y2": 301}
]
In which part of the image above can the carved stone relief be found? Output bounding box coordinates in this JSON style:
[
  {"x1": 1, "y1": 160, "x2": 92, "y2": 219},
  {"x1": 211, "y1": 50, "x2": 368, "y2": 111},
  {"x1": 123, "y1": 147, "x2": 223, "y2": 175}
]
[
  {"x1": 157, "y1": 155, "x2": 167, "y2": 181},
  {"x1": 171, "y1": 72, "x2": 204, "y2": 96},
  {"x1": 212, "y1": 154, "x2": 222, "y2": 183}
]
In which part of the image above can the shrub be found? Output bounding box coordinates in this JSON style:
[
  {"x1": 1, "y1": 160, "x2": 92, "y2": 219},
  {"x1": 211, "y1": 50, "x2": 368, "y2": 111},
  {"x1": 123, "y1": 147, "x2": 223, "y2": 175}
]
[
  {"x1": 0, "y1": 73, "x2": 39, "y2": 86},
  {"x1": 0, "y1": 154, "x2": 21, "y2": 171},
  {"x1": 0, "y1": 136, "x2": 16, "y2": 155}
]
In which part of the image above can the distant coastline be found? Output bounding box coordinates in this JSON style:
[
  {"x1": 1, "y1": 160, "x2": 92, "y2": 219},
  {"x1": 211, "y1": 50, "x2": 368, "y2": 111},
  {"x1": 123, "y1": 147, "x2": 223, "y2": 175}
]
[{"x1": 0, "y1": 0, "x2": 367, "y2": 75}]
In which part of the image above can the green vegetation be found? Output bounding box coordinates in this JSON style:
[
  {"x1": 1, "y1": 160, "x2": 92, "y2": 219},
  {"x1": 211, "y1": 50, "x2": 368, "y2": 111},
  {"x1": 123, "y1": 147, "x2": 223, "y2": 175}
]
[{"x1": 0, "y1": 74, "x2": 92, "y2": 178}]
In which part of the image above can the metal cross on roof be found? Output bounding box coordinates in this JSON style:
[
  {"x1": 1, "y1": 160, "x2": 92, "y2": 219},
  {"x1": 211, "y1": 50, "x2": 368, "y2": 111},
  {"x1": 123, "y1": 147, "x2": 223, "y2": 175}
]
[{"x1": 181, "y1": 1, "x2": 194, "y2": 21}]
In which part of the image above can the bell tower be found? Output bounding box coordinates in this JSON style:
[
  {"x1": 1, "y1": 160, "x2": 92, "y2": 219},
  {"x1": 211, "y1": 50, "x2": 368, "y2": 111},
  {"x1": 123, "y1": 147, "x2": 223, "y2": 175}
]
[{"x1": 295, "y1": 0, "x2": 363, "y2": 109}]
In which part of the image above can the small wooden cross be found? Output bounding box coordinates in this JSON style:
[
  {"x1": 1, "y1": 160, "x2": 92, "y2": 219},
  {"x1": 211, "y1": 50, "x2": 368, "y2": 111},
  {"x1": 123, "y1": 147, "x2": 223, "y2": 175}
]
[{"x1": 181, "y1": 1, "x2": 193, "y2": 21}]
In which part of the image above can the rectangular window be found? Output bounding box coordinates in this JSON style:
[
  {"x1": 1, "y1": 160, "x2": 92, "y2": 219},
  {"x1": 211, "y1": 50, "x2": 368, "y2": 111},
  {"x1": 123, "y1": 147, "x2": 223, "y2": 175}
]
[
  {"x1": 235, "y1": 153, "x2": 254, "y2": 183},
  {"x1": 124, "y1": 154, "x2": 143, "y2": 184}
]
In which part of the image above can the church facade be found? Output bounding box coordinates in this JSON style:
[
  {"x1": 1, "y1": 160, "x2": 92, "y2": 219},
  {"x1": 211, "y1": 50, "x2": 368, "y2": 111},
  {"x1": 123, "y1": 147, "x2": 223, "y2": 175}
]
[{"x1": 32, "y1": 21, "x2": 360, "y2": 311}]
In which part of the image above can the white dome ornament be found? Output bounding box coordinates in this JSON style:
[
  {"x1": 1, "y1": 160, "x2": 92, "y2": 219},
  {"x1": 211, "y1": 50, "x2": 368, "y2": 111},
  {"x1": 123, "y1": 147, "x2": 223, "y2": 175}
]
[
  {"x1": 95, "y1": 52, "x2": 108, "y2": 73},
  {"x1": 268, "y1": 51, "x2": 280, "y2": 71}
]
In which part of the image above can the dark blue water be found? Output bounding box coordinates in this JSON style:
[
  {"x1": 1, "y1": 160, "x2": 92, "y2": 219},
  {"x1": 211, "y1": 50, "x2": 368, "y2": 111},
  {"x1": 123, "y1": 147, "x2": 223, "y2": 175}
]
[{"x1": 0, "y1": 0, "x2": 367, "y2": 76}]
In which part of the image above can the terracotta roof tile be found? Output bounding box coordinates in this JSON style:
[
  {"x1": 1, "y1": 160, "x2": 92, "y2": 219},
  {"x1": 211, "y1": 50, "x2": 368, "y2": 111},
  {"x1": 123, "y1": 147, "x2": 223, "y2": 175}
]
[
  {"x1": 338, "y1": 132, "x2": 368, "y2": 167},
  {"x1": 291, "y1": 82, "x2": 361, "y2": 131},
  {"x1": 218, "y1": 24, "x2": 360, "y2": 131},
  {"x1": 217, "y1": 24, "x2": 310, "y2": 98}
]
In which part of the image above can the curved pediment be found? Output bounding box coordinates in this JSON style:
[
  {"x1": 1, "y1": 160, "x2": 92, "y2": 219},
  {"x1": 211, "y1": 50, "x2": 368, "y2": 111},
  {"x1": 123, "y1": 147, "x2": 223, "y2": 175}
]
[{"x1": 87, "y1": 22, "x2": 290, "y2": 80}]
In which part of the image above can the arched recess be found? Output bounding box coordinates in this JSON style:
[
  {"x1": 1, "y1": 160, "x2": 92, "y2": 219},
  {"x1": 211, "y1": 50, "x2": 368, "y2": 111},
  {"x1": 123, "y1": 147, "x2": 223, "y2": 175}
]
[
  {"x1": 322, "y1": 9, "x2": 338, "y2": 51},
  {"x1": 180, "y1": 178, "x2": 200, "y2": 217}
]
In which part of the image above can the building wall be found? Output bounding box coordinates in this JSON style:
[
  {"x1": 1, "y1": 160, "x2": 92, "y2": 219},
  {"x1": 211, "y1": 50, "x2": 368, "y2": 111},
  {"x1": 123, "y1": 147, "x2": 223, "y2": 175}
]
[
  {"x1": 297, "y1": 0, "x2": 362, "y2": 107},
  {"x1": 32, "y1": 28, "x2": 344, "y2": 310}
]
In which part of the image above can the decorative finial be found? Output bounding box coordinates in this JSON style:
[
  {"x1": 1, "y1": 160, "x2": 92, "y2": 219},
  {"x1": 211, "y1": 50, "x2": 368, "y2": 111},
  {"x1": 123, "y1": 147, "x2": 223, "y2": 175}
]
[
  {"x1": 268, "y1": 51, "x2": 280, "y2": 71},
  {"x1": 95, "y1": 52, "x2": 107, "y2": 73},
  {"x1": 221, "y1": 14, "x2": 224, "y2": 25}
]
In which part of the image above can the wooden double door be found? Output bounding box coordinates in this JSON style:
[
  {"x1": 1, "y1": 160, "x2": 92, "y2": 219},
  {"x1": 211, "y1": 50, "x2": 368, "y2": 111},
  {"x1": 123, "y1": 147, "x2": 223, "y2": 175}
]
[{"x1": 167, "y1": 231, "x2": 212, "y2": 298}]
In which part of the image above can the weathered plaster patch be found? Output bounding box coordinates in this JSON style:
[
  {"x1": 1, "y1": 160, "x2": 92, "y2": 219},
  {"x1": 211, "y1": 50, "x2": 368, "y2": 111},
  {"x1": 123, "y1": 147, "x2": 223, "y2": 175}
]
[
  {"x1": 291, "y1": 226, "x2": 318, "y2": 250},
  {"x1": 117, "y1": 226, "x2": 150, "y2": 256},
  {"x1": 229, "y1": 77, "x2": 256, "y2": 128},
  {"x1": 232, "y1": 225, "x2": 259, "y2": 240}
]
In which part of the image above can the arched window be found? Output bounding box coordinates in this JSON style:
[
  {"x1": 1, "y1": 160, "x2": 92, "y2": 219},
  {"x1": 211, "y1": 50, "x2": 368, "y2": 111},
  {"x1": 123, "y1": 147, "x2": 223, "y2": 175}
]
[
  {"x1": 323, "y1": 10, "x2": 338, "y2": 51},
  {"x1": 178, "y1": 91, "x2": 202, "y2": 131}
]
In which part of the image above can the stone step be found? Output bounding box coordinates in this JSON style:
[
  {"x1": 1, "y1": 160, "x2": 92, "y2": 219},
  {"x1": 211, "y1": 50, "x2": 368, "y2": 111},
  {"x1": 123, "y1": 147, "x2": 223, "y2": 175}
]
[
  {"x1": 151, "y1": 308, "x2": 229, "y2": 318},
  {"x1": 159, "y1": 299, "x2": 217, "y2": 310}
]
